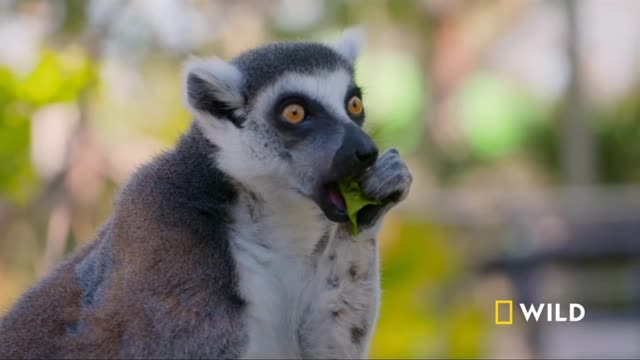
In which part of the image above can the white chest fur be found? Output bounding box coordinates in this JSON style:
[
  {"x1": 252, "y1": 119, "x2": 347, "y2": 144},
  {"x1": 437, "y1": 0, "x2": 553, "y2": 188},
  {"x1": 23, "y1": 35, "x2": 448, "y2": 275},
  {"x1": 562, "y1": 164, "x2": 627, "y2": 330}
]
[{"x1": 229, "y1": 188, "x2": 381, "y2": 359}]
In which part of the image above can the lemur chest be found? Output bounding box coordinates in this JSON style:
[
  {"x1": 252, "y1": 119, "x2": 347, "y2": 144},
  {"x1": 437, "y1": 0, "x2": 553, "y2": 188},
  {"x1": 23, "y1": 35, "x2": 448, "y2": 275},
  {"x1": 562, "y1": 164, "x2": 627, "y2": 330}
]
[
  {"x1": 227, "y1": 191, "x2": 380, "y2": 358},
  {"x1": 228, "y1": 214, "x2": 329, "y2": 357}
]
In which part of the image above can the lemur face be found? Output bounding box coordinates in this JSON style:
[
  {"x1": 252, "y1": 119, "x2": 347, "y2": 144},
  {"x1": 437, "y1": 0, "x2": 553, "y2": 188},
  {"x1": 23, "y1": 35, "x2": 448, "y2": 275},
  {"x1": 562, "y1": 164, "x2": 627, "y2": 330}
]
[{"x1": 184, "y1": 29, "x2": 376, "y2": 222}]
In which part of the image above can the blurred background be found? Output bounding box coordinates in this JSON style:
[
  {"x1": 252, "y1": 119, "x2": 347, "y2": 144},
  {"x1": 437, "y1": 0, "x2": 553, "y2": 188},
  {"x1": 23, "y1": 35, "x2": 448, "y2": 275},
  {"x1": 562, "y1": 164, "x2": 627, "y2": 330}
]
[{"x1": 1, "y1": 0, "x2": 639, "y2": 358}]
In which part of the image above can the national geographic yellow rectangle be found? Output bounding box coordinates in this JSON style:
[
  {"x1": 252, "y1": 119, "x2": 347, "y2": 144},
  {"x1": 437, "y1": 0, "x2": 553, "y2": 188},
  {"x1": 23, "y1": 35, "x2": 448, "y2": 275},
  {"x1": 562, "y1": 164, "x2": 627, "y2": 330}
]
[{"x1": 495, "y1": 300, "x2": 513, "y2": 325}]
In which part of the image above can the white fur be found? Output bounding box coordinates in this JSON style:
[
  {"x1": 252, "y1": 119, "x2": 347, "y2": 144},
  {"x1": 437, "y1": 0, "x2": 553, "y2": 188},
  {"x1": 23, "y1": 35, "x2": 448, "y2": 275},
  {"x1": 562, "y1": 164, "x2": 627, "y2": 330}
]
[
  {"x1": 251, "y1": 70, "x2": 354, "y2": 124},
  {"x1": 229, "y1": 186, "x2": 326, "y2": 358},
  {"x1": 182, "y1": 56, "x2": 246, "y2": 119},
  {"x1": 197, "y1": 69, "x2": 354, "y2": 196},
  {"x1": 332, "y1": 27, "x2": 367, "y2": 65},
  {"x1": 229, "y1": 189, "x2": 382, "y2": 359},
  {"x1": 185, "y1": 61, "x2": 383, "y2": 358}
]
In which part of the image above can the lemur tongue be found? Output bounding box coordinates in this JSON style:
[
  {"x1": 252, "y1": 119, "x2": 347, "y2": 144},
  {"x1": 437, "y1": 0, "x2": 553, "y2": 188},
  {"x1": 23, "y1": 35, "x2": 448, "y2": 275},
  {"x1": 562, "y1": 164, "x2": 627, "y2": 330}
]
[{"x1": 329, "y1": 189, "x2": 347, "y2": 212}]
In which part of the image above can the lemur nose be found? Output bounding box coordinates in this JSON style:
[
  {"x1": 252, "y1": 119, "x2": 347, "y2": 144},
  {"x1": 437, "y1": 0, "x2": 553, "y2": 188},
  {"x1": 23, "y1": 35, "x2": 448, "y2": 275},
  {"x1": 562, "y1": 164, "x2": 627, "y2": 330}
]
[
  {"x1": 334, "y1": 123, "x2": 379, "y2": 173},
  {"x1": 356, "y1": 144, "x2": 378, "y2": 167}
]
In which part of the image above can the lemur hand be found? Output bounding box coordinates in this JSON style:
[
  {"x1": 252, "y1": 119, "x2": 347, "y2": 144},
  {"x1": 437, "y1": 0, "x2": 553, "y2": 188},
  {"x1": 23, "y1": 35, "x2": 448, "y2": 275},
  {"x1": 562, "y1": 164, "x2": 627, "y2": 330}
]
[{"x1": 355, "y1": 148, "x2": 412, "y2": 230}]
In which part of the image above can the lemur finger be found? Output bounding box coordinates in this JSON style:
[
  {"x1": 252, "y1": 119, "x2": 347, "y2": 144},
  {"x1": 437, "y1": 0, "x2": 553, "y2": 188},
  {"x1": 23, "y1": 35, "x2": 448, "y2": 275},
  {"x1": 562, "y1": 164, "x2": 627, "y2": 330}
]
[{"x1": 359, "y1": 148, "x2": 412, "y2": 204}]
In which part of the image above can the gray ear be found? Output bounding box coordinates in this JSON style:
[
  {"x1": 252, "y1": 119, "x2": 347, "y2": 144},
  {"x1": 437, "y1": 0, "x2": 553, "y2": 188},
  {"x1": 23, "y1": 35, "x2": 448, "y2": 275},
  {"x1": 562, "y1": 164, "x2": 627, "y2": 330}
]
[
  {"x1": 333, "y1": 27, "x2": 367, "y2": 65},
  {"x1": 183, "y1": 56, "x2": 245, "y2": 126}
]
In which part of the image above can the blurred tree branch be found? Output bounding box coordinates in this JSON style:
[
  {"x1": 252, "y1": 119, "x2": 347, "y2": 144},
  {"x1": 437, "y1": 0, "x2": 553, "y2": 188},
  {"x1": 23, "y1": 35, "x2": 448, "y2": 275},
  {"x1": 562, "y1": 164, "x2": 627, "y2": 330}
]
[
  {"x1": 419, "y1": 0, "x2": 529, "y2": 178},
  {"x1": 0, "y1": 0, "x2": 131, "y2": 271},
  {"x1": 561, "y1": 0, "x2": 597, "y2": 184}
]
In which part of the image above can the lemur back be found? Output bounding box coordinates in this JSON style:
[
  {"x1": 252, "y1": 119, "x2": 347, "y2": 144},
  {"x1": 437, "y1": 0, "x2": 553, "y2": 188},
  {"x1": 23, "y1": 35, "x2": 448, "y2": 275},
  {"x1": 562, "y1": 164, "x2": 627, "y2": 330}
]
[
  {"x1": 0, "y1": 29, "x2": 412, "y2": 359},
  {"x1": 1, "y1": 127, "x2": 247, "y2": 358}
]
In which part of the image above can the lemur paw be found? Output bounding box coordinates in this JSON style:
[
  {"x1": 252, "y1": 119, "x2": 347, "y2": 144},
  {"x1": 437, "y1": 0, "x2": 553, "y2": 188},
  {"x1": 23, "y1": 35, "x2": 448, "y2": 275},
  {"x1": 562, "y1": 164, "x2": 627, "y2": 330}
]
[
  {"x1": 360, "y1": 148, "x2": 412, "y2": 204},
  {"x1": 355, "y1": 149, "x2": 412, "y2": 230}
]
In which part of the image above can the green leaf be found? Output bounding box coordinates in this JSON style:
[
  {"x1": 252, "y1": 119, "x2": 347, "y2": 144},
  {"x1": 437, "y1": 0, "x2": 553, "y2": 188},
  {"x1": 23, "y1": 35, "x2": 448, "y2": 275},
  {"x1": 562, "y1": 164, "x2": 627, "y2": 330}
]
[
  {"x1": 19, "y1": 49, "x2": 96, "y2": 106},
  {"x1": 457, "y1": 71, "x2": 547, "y2": 159},
  {"x1": 355, "y1": 51, "x2": 425, "y2": 154},
  {"x1": 0, "y1": 67, "x2": 38, "y2": 204},
  {"x1": 338, "y1": 180, "x2": 380, "y2": 236},
  {"x1": 0, "y1": 108, "x2": 37, "y2": 205}
]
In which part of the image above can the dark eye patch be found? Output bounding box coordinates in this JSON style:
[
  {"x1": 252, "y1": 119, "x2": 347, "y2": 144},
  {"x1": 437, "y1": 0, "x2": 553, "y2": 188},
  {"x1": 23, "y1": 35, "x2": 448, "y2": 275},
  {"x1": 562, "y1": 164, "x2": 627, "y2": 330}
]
[
  {"x1": 276, "y1": 94, "x2": 313, "y2": 121},
  {"x1": 269, "y1": 91, "x2": 341, "y2": 148},
  {"x1": 344, "y1": 85, "x2": 365, "y2": 126},
  {"x1": 271, "y1": 92, "x2": 332, "y2": 128}
]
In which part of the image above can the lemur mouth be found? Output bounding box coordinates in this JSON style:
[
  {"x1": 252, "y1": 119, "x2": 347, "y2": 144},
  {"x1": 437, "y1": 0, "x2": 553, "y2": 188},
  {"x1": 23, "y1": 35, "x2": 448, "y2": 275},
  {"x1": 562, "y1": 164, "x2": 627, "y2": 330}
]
[
  {"x1": 327, "y1": 183, "x2": 347, "y2": 212},
  {"x1": 315, "y1": 182, "x2": 349, "y2": 223}
]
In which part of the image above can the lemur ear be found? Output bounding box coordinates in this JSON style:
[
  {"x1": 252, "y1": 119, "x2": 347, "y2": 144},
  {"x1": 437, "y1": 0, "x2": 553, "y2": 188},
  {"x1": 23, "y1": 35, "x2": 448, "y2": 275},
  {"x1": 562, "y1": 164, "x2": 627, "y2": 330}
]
[
  {"x1": 183, "y1": 56, "x2": 245, "y2": 126},
  {"x1": 332, "y1": 26, "x2": 367, "y2": 65}
]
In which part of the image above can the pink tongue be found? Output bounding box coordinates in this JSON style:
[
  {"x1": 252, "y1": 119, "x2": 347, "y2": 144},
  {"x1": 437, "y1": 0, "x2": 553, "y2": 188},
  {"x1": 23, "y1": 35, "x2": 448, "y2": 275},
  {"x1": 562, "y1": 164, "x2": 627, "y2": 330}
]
[{"x1": 329, "y1": 189, "x2": 346, "y2": 212}]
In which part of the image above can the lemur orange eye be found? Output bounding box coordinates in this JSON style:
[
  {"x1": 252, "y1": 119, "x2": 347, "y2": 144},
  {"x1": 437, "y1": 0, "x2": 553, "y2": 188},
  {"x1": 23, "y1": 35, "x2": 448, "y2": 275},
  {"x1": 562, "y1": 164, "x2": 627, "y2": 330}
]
[
  {"x1": 282, "y1": 104, "x2": 305, "y2": 124},
  {"x1": 347, "y1": 96, "x2": 363, "y2": 116}
]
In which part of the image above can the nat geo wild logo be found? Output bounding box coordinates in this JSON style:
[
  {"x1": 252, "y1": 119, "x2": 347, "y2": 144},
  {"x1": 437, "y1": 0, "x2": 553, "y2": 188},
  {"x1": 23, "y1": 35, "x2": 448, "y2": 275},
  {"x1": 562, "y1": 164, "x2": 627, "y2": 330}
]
[{"x1": 495, "y1": 300, "x2": 585, "y2": 325}]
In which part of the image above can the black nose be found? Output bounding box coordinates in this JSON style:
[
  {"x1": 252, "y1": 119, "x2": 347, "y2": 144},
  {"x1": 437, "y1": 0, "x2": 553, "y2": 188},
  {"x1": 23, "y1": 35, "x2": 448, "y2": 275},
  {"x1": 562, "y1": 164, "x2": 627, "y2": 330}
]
[
  {"x1": 356, "y1": 144, "x2": 378, "y2": 167},
  {"x1": 333, "y1": 124, "x2": 379, "y2": 176}
]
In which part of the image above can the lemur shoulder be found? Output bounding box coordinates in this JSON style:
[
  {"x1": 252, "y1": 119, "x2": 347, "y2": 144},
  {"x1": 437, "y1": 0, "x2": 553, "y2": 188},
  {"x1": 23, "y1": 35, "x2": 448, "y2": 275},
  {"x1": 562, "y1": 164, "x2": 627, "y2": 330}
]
[{"x1": 0, "y1": 29, "x2": 412, "y2": 359}]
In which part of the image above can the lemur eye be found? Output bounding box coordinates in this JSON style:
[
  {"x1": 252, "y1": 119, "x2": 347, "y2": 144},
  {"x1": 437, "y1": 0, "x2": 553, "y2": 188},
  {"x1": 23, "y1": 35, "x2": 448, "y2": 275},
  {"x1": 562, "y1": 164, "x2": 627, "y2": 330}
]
[
  {"x1": 347, "y1": 96, "x2": 363, "y2": 116},
  {"x1": 281, "y1": 104, "x2": 306, "y2": 124}
]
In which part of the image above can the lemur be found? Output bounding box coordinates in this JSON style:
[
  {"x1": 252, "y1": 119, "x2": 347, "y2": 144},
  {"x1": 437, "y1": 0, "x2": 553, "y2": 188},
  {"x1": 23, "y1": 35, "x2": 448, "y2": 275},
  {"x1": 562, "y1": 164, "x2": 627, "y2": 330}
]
[{"x1": 0, "y1": 28, "x2": 412, "y2": 359}]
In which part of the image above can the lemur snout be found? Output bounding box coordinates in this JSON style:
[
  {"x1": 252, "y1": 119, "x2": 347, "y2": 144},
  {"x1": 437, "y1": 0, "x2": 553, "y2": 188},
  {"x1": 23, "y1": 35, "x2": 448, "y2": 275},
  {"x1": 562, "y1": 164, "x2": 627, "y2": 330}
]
[
  {"x1": 355, "y1": 143, "x2": 378, "y2": 167},
  {"x1": 333, "y1": 123, "x2": 379, "y2": 178},
  {"x1": 314, "y1": 124, "x2": 378, "y2": 223}
]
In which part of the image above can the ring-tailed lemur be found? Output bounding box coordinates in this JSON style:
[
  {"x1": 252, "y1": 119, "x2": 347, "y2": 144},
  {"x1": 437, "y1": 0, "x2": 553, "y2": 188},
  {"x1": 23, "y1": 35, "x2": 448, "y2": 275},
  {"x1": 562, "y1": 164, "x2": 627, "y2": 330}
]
[{"x1": 0, "y1": 28, "x2": 412, "y2": 359}]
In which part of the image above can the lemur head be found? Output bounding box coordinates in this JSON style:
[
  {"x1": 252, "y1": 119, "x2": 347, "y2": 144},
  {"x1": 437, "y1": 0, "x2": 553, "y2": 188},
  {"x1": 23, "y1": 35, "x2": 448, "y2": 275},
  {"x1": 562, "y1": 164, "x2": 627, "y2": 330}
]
[{"x1": 183, "y1": 28, "x2": 377, "y2": 223}]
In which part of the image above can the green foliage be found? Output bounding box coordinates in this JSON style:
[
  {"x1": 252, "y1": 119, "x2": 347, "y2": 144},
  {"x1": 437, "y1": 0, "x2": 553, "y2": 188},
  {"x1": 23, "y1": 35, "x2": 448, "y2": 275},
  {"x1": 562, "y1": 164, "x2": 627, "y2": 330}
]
[
  {"x1": 523, "y1": 86, "x2": 640, "y2": 184},
  {"x1": 370, "y1": 220, "x2": 488, "y2": 358},
  {"x1": 356, "y1": 51, "x2": 425, "y2": 154},
  {"x1": 58, "y1": 0, "x2": 89, "y2": 37},
  {"x1": 20, "y1": 49, "x2": 96, "y2": 106},
  {"x1": 596, "y1": 87, "x2": 640, "y2": 183},
  {"x1": 338, "y1": 180, "x2": 381, "y2": 235},
  {"x1": 0, "y1": 68, "x2": 36, "y2": 204},
  {"x1": 0, "y1": 49, "x2": 96, "y2": 204},
  {"x1": 426, "y1": 71, "x2": 555, "y2": 183},
  {"x1": 457, "y1": 72, "x2": 548, "y2": 160}
]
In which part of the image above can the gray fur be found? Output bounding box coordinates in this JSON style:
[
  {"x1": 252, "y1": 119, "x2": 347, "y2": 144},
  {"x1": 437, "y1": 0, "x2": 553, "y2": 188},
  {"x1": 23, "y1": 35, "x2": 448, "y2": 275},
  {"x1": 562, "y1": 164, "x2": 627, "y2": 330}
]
[
  {"x1": 1, "y1": 30, "x2": 412, "y2": 359},
  {"x1": 360, "y1": 148, "x2": 411, "y2": 203},
  {"x1": 231, "y1": 42, "x2": 353, "y2": 101},
  {"x1": 312, "y1": 230, "x2": 331, "y2": 256},
  {"x1": 356, "y1": 148, "x2": 413, "y2": 229},
  {"x1": 327, "y1": 275, "x2": 340, "y2": 289},
  {"x1": 351, "y1": 325, "x2": 367, "y2": 345},
  {"x1": 0, "y1": 125, "x2": 249, "y2": 359},
  {"x1": 75, "y1": 232, "x2": 111, "y2": 306}
]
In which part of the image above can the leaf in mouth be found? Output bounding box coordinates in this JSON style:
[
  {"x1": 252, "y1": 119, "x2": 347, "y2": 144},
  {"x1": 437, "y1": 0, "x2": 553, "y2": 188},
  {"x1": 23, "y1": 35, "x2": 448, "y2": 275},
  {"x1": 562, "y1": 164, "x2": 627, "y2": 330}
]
[{"x1": 338, "y1": 180, "x2": 381, "y2": 236}]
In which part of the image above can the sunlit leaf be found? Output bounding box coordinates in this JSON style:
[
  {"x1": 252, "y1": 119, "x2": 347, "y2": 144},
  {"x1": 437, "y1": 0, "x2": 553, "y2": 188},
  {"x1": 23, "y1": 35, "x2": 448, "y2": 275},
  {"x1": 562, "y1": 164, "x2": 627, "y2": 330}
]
[
  {"x1": 356, "y1": 51, "x2": 425, "y2": 154},
  {"x1": 0, "y1": 109, "x2": 36, "y2": 205},
  {"x1": 19, "y1": 49, "x2": 96, "y2": 106},
  {"x1": 457, "y1": 72, "x2": 547, "y2": 159}
]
